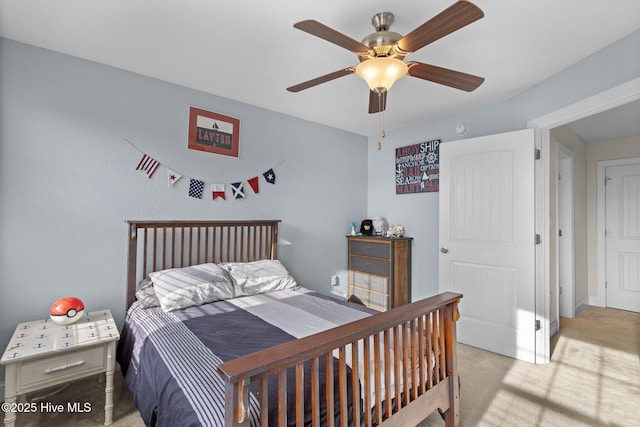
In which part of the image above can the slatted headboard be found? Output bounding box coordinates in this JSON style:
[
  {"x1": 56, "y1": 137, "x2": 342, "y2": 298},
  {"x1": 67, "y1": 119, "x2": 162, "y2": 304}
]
[{"x1": 126, "y1": 220, "x2": 281, "y2": 308}]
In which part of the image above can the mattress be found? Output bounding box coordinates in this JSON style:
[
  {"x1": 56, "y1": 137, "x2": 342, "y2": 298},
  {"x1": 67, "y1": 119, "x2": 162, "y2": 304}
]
[{"x1": 117, "y1": 287, "x2": 374, "y2": 427}]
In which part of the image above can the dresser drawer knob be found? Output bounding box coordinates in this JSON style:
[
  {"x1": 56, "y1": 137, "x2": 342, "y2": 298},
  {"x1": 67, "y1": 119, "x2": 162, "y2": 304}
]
[
  {"x1": 44, "y1": 360, "x2": 85, "y2": 374},
  {"x1": 364, "y1": 246, "x2": 371, "y2": 252},
  {"x1": 366, "y1": 263, "x2": 372, "y2": 269}
]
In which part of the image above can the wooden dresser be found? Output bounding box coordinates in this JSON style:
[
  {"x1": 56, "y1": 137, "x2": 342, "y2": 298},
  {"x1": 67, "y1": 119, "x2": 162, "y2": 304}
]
[{"x1": 347, "y1": 235, "x2": 412, "y2": 311}]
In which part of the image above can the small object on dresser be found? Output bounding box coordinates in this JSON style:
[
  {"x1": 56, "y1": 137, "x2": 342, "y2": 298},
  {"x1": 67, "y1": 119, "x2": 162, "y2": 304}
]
[
  {"x1": 360, "y1": 219, "x2": 373, "y2": 235},
  {"x1": 372, "y1": 217, "x2": 388, "y2": 235},
  {"x1": 49, "y1": 296, "x2": 85, "y2": 325},
  {"x1": 349, "y1": 221, "x2": 362, "y2": 236}
]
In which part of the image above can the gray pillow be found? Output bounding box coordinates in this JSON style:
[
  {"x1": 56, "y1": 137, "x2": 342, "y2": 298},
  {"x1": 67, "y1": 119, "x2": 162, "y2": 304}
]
[{"x1": 149, "y1": 263, "x2": 234, "y2": 311}]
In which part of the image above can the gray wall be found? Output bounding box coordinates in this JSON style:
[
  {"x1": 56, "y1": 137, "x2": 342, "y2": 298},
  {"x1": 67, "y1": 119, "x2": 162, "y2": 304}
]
[
  {"x1": 0, "y1": 38, "x2": 368, "y2": 384},
  {"x1": 367, "y1": 30, "x2": 640, "y2": 301},
  {"x1": 1, "y1": 27, "x2": 639, "y2": 387}
]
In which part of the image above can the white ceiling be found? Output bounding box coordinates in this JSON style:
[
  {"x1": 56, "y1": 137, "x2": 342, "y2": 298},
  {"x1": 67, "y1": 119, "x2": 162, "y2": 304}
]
[
  {"x1": 566, "y1": 99, "x2": 640, "y2": 143},
  {"x1": 1, "y1": 0, "x2": 639, "y2": 137}
]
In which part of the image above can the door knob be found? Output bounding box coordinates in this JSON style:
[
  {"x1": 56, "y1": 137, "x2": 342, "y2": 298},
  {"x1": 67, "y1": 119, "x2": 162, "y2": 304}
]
[{"x1": 440, "y1": 247, "x2": 449, "y2": 253}]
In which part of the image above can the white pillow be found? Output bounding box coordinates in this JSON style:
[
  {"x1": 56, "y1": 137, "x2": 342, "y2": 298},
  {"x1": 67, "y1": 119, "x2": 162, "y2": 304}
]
[
  {"x1": 220, "y1": 259, "x2": 297, "y2": 297},
  {"x1": 135, "y1": 279, "x2": 160, "y2": 308},
  {"x1": 148, "y1": 263, "x2": 234, "y2": 311}
]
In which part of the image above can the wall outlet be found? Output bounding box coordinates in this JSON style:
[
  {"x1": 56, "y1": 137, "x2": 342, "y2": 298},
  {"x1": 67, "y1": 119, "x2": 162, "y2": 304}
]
[{"x1": 331, "y1": 275, "x2": 339, "y2": 286}]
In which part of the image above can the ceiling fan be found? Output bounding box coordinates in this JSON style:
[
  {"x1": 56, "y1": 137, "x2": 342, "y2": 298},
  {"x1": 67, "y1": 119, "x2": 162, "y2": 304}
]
[{"x1": 287, "y1": 0, "x2": 485, "y2": 114}]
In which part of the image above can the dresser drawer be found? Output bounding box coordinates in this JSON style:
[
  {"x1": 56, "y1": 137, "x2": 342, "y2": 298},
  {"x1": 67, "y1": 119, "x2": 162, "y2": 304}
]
[
  {"x1": 20, "y1": 346, "x2": 106, "y2": 389},
  {"x1": 350, "y1": 286, "x2": 389, "y2": 312},
  {"x1": 351, "y1": 271, "x2": 389, "y2": 294},
  {"x1": 351, "y1": 256, "x2": 390, "y2": 276},
  {"x1": 350, "y1": 240, "x2": 390, "y2": 259}
]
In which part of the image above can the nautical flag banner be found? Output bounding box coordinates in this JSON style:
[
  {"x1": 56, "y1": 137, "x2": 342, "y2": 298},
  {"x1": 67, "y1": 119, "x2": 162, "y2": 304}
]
[
  {"x1": 167, "y1": 169, "x2": 183, "y2": 187},
  {"x1": 212, "y1": 183, "x2": 225, "y2": 200},
  {"x1": 231, "y1": 182, "x2": 245, "y2": 199},
  {"x1": 263, "y1": 168, "x2": 276, "y2": 184},
  {"x1": 188, "y1": 179, "x2": 205, "y2": 199},
  {"x1": 136, "y1": 154, "x2": 160, "y2": 178},
  {"x1": 247, "y1": 176, "x2": 259, "y2": 194}
]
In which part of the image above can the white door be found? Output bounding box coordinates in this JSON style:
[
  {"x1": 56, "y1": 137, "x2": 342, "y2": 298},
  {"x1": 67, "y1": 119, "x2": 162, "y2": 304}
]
[
  {"x1": 605, "y1": 162, "x2": 640, "y2": 313},
  {"x1": 439, "y1": 129, "x2": 536, "y2": 363},
  {"x1": 557, "y1": 144, "x2": 575, "y2": 318}
]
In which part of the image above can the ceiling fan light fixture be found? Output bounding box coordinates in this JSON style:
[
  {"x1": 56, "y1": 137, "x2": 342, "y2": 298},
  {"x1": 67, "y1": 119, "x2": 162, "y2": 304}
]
[{"x1": 355, "y1": 57, "x2": 408, "y2": 91}]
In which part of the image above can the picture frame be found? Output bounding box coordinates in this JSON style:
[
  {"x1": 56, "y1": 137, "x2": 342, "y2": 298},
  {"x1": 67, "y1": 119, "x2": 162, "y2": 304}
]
[{"x1": 188, "y1": 106, "x2": 240, "y2": 157}]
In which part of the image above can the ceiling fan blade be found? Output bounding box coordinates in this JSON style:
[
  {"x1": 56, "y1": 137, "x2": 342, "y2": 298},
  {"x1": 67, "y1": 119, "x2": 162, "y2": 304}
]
[
  {"x1": 287, "y1": 68, "x2": 355, "y2": 92},
  {"x1": 294, "y1": 20, "x2": 370, "y2": 54},
  {"x1": 369, "y1": 90, "x2": 387, "y2": 114},
  {"x1": 396, "y1": 0, "x2": 484, "y2": 54},
  {"x1": 408, "y1": 62, "x2": 484, "y2": 91}
]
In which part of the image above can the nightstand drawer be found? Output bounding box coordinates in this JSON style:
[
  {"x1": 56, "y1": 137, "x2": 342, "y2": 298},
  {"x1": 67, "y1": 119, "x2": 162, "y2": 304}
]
[
  {"x1": 20, "y1": 346, "x2": 105, "y2": 389},
  {"x1": 351, "y1": 256, "x2": 390, "y2": 276},
  {"x1": 350, "y1": 240, "x2": 390, "y2": 259}
]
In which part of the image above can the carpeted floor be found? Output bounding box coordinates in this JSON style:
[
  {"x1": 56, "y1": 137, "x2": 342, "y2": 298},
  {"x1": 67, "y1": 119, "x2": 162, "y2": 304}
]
[{"x1": 9, "y1": 306, "x2": 639, "y2": 426}]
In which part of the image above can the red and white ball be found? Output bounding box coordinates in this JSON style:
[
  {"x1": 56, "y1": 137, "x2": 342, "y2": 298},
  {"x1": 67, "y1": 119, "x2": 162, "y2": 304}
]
[{"x1": 50, "y1": 297, "x2": 85, "y2": 325}]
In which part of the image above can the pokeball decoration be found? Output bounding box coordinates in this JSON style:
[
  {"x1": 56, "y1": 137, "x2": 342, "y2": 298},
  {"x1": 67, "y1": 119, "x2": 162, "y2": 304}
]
[{"x1": 50, "y1": 297, "x2": 85, "y2": 325}]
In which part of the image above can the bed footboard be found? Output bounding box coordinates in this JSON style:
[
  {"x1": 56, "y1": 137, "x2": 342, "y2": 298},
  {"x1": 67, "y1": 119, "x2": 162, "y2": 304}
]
[{"x1": 217, "y1": 292, "x2": 462, "y2": 427}]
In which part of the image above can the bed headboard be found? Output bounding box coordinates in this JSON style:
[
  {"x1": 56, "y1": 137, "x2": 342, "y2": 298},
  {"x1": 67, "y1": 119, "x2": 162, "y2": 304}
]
[{"x1": 126, "y1": 220, "x2": 281, "y2": 309}]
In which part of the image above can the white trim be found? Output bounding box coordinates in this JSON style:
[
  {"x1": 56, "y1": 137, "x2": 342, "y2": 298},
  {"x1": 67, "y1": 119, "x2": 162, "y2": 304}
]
[
  {"x1": 529, "y1": 77, "x2": 640, "y2": 129},
  {"x1": 533, "y1": 127, "x2": 550, "y2": 364},
  {"x1": 528, "y1": 77, "x2": 640, "y2": 364},
  {"x1": 596, "y1": 156, "x2": 640, "y2": 308},
  {"x1": 557, "y1": 143, "x2": 575, "y2": 319}
]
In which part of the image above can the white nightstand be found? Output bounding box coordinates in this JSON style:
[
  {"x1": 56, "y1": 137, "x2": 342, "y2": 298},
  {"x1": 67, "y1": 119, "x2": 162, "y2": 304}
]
[{"x1": 1, "y1": 310, "x2": 119, "y2": 426}]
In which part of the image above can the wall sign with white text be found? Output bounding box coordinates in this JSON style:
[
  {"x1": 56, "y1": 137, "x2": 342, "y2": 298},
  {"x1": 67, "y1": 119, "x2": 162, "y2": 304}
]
[{"x1": 395, "y1": 139, "x2": 440, "y2": 194}]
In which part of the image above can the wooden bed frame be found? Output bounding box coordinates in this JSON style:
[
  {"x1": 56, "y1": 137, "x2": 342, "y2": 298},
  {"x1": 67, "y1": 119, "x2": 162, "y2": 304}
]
[{"x1": 126, "y1": 220, "x2": 462, "y2": 427}]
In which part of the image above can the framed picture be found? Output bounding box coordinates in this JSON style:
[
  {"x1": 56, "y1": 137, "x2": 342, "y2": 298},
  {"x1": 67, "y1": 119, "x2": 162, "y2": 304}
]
[{"x1": 188, "y1": 106, "x2": 240, "y2": 157}]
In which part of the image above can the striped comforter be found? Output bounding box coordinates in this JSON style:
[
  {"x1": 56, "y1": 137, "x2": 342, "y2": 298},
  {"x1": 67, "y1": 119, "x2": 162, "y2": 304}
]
[{"x1": 117, "y1": 287, "x2": 373, "y2": 427}]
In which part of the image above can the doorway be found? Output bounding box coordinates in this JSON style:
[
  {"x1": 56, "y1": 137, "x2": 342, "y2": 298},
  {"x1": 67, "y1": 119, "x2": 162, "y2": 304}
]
[
  {"x1": 528, "y1": 76, "x2": 640, "y2": 363},
  {"x1": 598, "y1": 158, "x2": 640, "y2": 313}
]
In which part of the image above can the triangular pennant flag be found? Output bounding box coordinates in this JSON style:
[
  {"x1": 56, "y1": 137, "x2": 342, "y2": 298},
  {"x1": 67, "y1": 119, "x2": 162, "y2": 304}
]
[
  {"x1": 263, "y1": 168, "x2": 276, "y2": 184},
  {"x1": 188, "y1": 179, "x2": 205, "y2": 199},
  {"x1": 231, "y1": 182, "x2": 245, "y2": 199},
  {"x1": 247, "y1": 176, "x2": 259, "y2": 194},
  {"x1": 136, "y1": 154, "x2": 160, "y2": 178},
  {"x1": 167, "y1": 169, "x2": 183, "y2": 187},
  {"x1": 212, "y1": 183, "x2": 226, "y2": 200}
]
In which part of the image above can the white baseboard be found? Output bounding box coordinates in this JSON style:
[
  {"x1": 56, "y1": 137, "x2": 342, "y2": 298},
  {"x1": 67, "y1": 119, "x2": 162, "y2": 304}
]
[{"x1": 576, "y1": 299, "x2": 591, "y2": 316}]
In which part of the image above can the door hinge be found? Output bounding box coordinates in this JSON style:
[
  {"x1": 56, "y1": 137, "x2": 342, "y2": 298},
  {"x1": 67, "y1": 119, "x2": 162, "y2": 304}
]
[
  {"x1": 535, "y1": 148, "x2": 541, "y2": 160},
  {"x1": 535, "y1": 234, "x2": 542, "y2": 245},
  {"x1": 535, "y1": 320, "x2": 541, "y2": 331}
]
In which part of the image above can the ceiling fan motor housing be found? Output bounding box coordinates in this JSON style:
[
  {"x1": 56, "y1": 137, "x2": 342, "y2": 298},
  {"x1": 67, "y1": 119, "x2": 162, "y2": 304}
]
[{"x1": 360, "y1": 12, "x2": 404, "y2": 60}]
